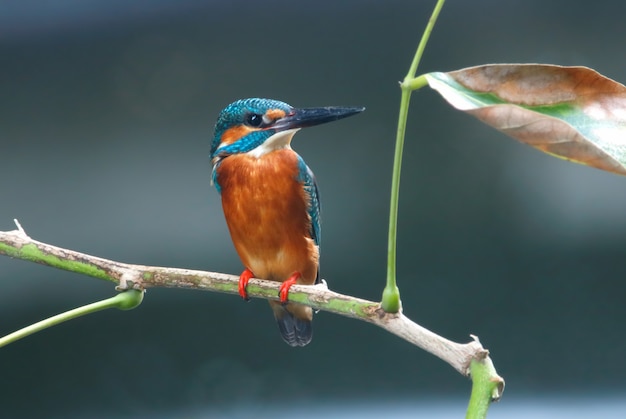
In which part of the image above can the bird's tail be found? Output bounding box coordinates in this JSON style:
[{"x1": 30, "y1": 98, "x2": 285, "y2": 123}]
[{"x1": 269, "y1": 301, "x2": 313, "y2": 347}]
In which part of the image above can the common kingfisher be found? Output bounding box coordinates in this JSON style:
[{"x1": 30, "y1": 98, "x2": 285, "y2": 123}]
[{"x1": 210, "y1": 98, "x2": 364, "y2": 347}]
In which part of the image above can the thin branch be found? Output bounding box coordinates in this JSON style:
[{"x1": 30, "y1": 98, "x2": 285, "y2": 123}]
[
  {"x1": 0, "y1": 290, "x2": 143, "y2": 348},
  {"x1": 0, "y1": 226, "x2": 500, "y2": 382}
]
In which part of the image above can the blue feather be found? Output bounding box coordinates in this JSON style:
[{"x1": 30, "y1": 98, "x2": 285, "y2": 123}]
[
  {"x1": 297, "y1": 156, "x2": 321, "y2": 283},
  {"x1": 211, "y1": 98, "x2": 293, "y2": 193},
  {"x1": 211, "y1": 98, "x2": 291, "y2": 158},
  {"x1": 296, "y1": 156, "x2": 320, "y2": 247},
  {"x1": 211, "y1": 130, "x2": 274, "y2": 194}
]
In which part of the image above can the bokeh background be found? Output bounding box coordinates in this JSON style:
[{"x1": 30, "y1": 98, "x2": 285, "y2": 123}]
[{"x1": 2, "y1": 1, "x2": 626, "y2": 417}]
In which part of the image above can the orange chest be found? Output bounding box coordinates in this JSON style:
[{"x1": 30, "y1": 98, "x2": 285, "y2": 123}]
[
  {"x1": 215, "y1": 150, "x2": 317, "y2": 282},
  {"x1": 216, "y1": 149, "x2": 305, "y2": 215}
]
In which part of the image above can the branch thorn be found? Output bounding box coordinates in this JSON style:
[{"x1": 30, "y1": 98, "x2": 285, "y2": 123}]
[{"x1": 13, "y1": 219, "x2": 29, "y2": 238}]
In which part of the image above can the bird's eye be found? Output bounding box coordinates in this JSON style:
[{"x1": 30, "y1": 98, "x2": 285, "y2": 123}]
[{"x1": 245, "y1": 113, "x2": 263, "y2": 127}]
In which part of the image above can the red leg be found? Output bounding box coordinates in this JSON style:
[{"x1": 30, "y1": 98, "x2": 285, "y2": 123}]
[
  {"x1": 279, "y1": 272, "x2": 301, "y2": 303},
  {"x1": 238, "y1": 268, "x2": 254, "y2": 301}
]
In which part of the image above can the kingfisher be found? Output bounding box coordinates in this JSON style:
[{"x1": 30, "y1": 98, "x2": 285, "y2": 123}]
[{"x1": 210, "y1": 98, "x2": 364, "y2": 347}]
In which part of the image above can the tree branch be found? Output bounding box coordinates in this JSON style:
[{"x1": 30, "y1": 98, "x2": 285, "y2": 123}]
[{"x1": 0, "y1": 222, "x2": 503, "y2": 393}]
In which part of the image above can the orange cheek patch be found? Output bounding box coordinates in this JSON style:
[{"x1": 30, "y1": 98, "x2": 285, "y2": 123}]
[
  {"x1": 220, "y1": 125, "x2": 254, "y2": 147},
  {"x1": 266, "y1": 109, "x2": 287, "y2": 120}
]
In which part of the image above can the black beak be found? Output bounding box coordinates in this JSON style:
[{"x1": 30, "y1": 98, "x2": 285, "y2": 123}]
[{"x1": 273, "y1": 105, "x2": 365, "y2": 131}]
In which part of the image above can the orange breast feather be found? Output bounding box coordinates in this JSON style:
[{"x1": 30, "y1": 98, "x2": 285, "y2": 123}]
[{"x1": 217, "y1": 150, "x2": 319, "y2": 284}]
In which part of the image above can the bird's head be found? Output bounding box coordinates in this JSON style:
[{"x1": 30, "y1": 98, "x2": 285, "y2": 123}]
[{"x1": 210, "y1": 98, "x2": 364, "y2": 166}]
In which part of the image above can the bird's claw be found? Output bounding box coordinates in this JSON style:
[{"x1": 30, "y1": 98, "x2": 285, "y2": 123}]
[
  {"x1": 238, "y1": 268, "x2": 254, "y2": 301},
  {"x1": 279, "y1": 272, "x2": 301, "y2": 304}
]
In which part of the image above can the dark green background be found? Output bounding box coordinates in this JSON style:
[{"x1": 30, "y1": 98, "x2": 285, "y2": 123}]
[{"x1": 2, "y1": 1, "x2": 626, "y2": 417}]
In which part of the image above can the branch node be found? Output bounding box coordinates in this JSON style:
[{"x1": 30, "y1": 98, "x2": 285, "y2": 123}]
[
  {"x1": 459, "y1": 335, "x2": 491, "y2": 375},
  {"x1": 475, "y1": 347, "x2": 490, "y2": 362},
  {"x1": 116, "y1": 272, "x2": 143, "y2": 291},
  {"x1": 373, "y1": 305, "x2": 401, "y2": 320}
]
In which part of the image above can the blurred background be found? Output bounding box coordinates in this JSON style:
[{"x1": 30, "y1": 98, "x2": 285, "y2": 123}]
[{"x1": 2, "y1": 0, "x2": 626, "y2": 417}]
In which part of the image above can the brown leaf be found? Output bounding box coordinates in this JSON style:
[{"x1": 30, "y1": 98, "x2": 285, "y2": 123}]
[{"x1": 425, "y1": 64, "x2": 626, "y2": 175}]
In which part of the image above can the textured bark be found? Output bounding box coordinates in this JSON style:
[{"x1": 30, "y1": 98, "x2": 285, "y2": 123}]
[{"x1": 0, "y1": 222, "x2": 499, "y2": 381}]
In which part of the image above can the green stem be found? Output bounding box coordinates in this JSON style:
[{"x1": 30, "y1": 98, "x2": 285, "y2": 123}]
[
  {"x1": 466, "y1": 358, "x2": 504, "y2": 419},
  {"x1": 382, "y1": 0, "x2": 446, "y2": 312},
  {"x1": 0, "y1": 290, "x2": 143, "y2": 348},
  {"x1": 406, "y1": 0, "x2": 446, "y2": 82}
]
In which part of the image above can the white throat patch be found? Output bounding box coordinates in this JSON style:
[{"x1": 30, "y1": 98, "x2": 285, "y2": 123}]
[{"x1": 247, "y1": 128, "x2": 300, "y2": 158}]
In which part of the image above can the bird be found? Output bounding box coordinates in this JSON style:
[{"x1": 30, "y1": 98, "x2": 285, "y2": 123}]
[{"x1": 210, "y1": 98, "x2": 364, "y2": 347}]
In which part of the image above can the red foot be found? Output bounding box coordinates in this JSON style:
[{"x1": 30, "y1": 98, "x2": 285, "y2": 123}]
[
  {"x1": 279, "y1": 272, "x2": 301, "y2": 303},
  {"x1": 238, "y1": 268, "x2": 254, "y2": 301}
]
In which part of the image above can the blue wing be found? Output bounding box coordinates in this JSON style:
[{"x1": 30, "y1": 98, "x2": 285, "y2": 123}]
[
  {"x1": 297, "y1": 157, "x2": 321, "y2": 283},
  {"x1": 298, "y1": 159, "x2": 321, "y2": 246}
]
